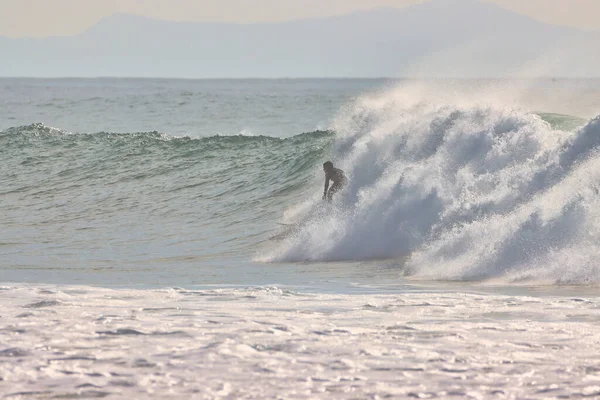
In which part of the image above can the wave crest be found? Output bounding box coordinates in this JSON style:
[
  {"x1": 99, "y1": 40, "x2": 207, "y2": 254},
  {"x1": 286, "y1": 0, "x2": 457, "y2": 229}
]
[{"x1": 0, "y1": 123, "x2": 333, "y2": 142}]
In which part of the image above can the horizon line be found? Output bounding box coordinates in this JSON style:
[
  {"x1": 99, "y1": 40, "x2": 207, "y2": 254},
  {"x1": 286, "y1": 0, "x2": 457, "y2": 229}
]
[{"x1": 1, "y1": 76, "x2": 600, "y2": 80}]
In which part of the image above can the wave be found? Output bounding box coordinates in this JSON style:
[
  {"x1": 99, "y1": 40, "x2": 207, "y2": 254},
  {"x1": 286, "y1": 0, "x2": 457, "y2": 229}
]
[
  {"x1": 4, "y1": 100, "x2": 600, "y2": 286},
  {"x1": 0, "y1": 123, "x2": 333, "y2": 182},
  {"x1": 261, "y1": 86, "x2": 600, "y2": 285},
  {"x1": 0, "y1": 123, "x2": 334, "y2": 213}
]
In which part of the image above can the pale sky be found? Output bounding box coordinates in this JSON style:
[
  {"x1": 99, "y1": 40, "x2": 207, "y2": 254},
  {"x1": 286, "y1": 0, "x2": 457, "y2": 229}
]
[{"x1": 1, "y1": 0, "x2": 599, "y2": 38}]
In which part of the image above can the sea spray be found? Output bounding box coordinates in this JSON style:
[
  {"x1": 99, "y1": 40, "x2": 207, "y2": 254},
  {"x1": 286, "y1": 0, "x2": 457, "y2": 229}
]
[
  {"x1": 411, "y1": 115, "x2": 600, "y2": 283},
  {"x1": 264, "y1": 86, "x2": 600, "y2": 284}
]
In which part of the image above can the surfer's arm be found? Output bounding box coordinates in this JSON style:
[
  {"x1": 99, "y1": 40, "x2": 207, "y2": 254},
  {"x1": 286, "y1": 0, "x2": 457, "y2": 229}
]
[{"x1": 323, "y1": 177, "x2": 330, "y2": 199}]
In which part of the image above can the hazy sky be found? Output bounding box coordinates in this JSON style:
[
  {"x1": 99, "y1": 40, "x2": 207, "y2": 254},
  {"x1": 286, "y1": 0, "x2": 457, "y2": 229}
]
[{"x1": 1, "y1": 0, "x2": 599, "y2": 38}]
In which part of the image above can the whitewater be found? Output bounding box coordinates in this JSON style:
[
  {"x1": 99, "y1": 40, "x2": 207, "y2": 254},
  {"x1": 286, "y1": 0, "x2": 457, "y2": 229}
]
[
  {"x1": 262, "y1": 83, "x2": 600, "y2": 286},
  {"x1": 2, "y1": 78, "x2": 600, "y2": 399}
]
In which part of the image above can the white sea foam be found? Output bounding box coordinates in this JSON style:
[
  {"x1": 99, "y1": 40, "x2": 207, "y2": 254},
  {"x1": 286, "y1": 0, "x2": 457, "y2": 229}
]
[
  {"x1": 2, "y1": 284, "x2": 600, "y2": 399},
  {"x1": 238, "y1": 128, "x2": 256, "y2": 136},
  {"x1": 263, "y1": 83, "x2": 600, "y2": 284}
]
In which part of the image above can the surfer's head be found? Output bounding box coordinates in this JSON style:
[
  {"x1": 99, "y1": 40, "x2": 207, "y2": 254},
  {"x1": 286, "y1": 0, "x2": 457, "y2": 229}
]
[{"x1": 323, "y1": 161, "x2": 333, "y2": 172}]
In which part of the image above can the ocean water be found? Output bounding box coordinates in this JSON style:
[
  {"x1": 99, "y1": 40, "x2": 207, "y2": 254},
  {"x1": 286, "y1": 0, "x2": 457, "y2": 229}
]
[{"x1": 2, "y1": 78, "x2": 600, "y2": 398}]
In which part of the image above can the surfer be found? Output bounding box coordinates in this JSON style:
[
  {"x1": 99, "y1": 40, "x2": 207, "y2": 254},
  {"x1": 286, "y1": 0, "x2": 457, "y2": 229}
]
[{"x1": 322, "y1": 161, "x2": 347, "y2": 202}]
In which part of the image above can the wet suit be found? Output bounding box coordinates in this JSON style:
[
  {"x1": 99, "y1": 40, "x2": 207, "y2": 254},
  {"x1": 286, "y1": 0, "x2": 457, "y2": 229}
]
[{"x1": 323, "y1": 167, "x2": 347, "y2": 201}]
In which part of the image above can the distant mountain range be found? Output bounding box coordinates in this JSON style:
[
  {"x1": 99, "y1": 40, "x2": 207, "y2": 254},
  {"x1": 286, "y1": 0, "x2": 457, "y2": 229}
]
[{"x1": 1, "y1": 0, "x2": 598, "y2": 78}]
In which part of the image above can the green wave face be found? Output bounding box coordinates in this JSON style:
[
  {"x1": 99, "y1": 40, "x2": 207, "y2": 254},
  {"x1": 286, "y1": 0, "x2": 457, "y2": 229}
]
[
  {"x1": 0, "y1": 124, "x2": 334, "y2": 224},
  {"x1": 1, "y1": 123, "x2": 333, "y2": 177}
]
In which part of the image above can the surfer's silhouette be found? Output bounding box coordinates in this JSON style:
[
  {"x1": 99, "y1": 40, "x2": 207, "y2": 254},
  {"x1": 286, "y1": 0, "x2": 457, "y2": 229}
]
[{"x1": 322, "y1": 161, "x2": 347, "y2": 202}]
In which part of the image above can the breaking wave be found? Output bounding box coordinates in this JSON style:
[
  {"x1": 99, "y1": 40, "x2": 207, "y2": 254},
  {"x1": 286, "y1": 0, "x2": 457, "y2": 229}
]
[{"x1": 262, "y1": 86, "x2": 600, "y2": 285}]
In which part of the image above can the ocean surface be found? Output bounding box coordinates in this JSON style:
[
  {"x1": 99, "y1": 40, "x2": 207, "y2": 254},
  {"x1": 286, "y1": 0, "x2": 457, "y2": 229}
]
[{"x1": 2, "y1": 78, "x2": 600, "y2": 398}]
